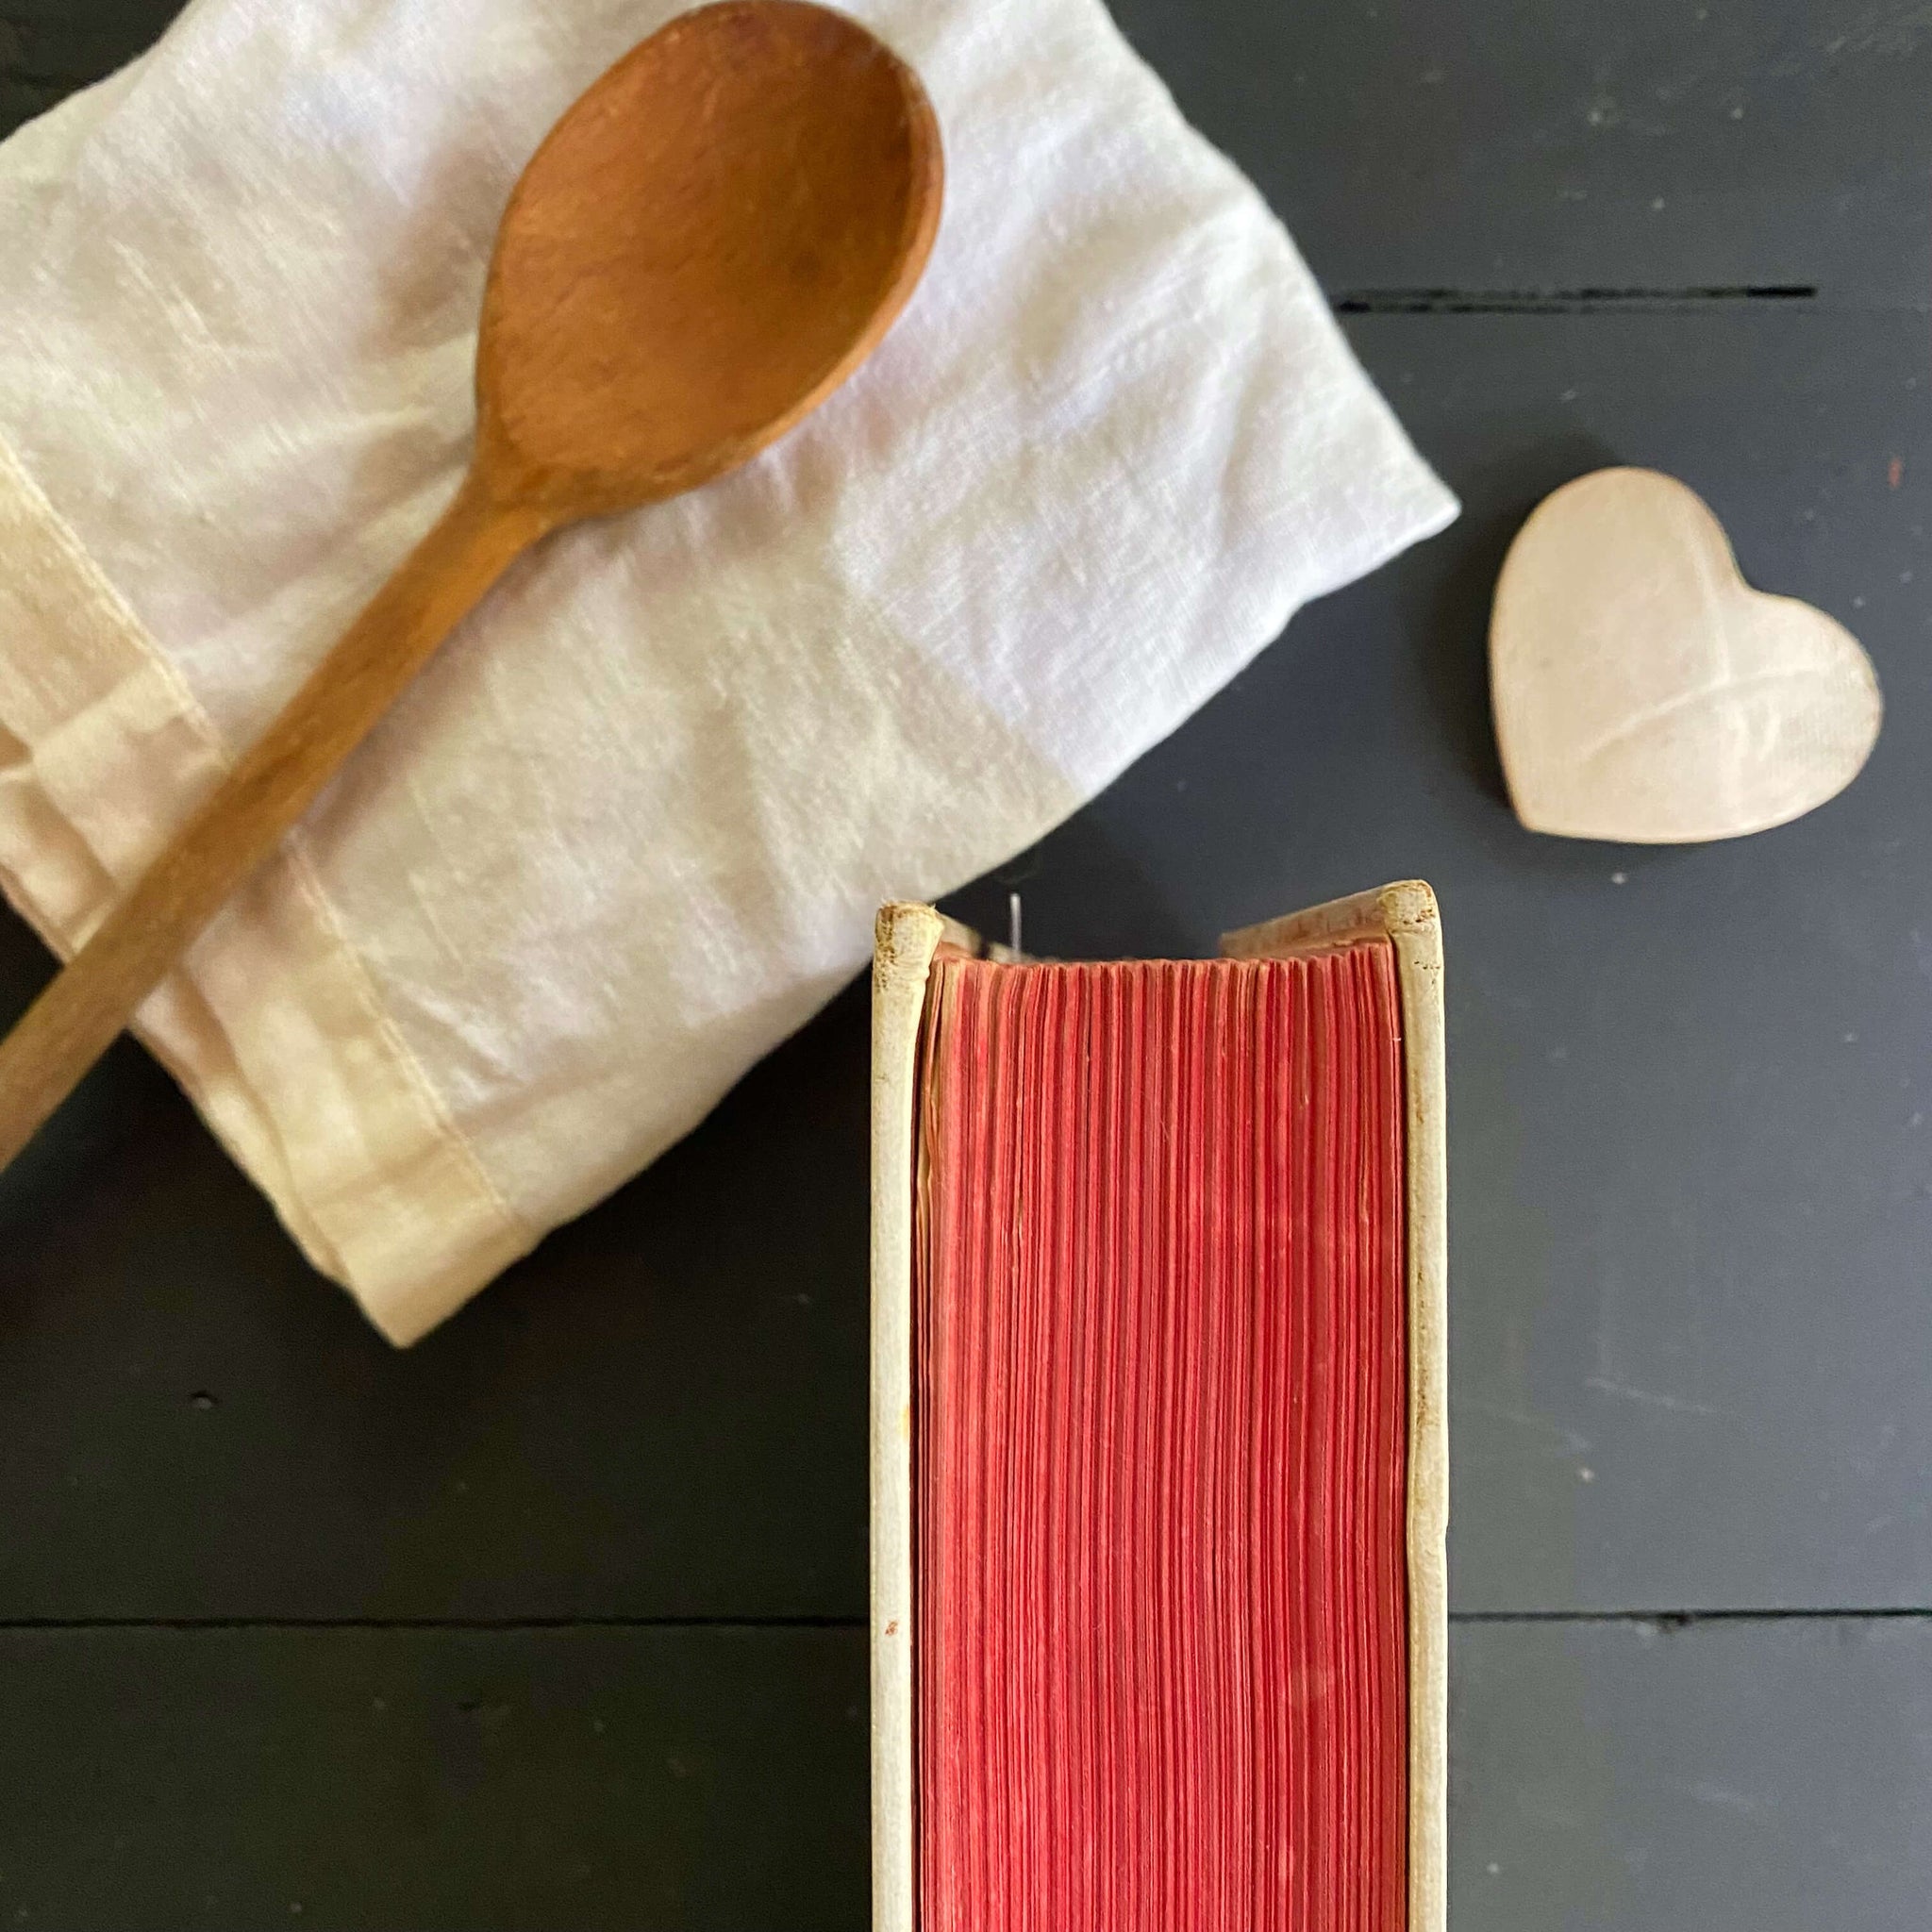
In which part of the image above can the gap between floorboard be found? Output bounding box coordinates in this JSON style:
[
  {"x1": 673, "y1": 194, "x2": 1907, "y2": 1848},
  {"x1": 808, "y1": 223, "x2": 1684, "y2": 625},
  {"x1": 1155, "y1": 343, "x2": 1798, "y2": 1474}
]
[
  {"x1": 1333, "y1": 285, "x2": 1820, "y2": 314},
  {"x1": 0, "y1": 1614, "x2": 869, "y2": 1632},
  {"x1": 1451, "y1": 1607, "x2": 1932, "y2": 1625}
]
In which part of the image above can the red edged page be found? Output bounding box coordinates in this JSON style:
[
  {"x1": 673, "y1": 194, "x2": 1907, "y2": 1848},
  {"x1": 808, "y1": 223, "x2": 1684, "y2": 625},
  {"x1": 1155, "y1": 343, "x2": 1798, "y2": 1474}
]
[{"x1": 914, "y1": 944, "x2": 1407, "y2": 1932}]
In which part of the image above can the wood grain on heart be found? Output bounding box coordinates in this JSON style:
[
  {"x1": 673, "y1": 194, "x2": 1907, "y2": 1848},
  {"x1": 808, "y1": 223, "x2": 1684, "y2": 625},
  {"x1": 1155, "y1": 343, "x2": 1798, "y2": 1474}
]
[{"x1": 1491, "y1": 467, "x2": 1881, "y2": 842}]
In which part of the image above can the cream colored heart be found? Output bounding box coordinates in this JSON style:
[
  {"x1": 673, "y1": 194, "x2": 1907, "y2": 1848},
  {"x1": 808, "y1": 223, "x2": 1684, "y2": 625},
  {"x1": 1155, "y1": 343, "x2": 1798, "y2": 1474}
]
[{"x1": 1491, "y1": 467, "x2": 1882, "y2": 842}]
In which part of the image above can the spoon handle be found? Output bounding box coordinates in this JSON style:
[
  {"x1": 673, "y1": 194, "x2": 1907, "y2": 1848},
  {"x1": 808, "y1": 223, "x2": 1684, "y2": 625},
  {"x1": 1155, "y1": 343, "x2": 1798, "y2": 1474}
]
[{"x1": 0, "y1": 471, "x2": 553, "y2": 1172}]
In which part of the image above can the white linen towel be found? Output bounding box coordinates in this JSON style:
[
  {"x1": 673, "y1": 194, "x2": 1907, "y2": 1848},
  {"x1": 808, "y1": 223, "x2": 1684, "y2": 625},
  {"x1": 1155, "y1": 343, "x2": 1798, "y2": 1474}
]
[{"x1": 0, "y1": 0, "x2": 1456, "y2": 1342}]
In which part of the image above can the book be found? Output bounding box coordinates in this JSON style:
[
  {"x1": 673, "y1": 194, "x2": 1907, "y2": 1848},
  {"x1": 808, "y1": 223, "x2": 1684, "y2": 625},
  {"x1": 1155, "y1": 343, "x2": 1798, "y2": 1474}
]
[{"x1": 871, "y1": 882, "x2": 1447, "y2": 1932}]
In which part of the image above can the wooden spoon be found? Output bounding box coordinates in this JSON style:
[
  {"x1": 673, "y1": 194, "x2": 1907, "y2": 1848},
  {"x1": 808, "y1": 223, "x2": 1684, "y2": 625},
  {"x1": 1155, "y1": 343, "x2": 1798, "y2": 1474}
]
[{"x1": 0, "y1": 0, "x2": 941, "y2": 1171}]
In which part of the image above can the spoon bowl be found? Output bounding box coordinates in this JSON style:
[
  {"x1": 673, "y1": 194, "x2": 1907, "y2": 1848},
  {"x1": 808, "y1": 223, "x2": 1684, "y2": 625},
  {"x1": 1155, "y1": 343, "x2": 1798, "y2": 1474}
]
[
  {"x1": 0, "y1": 0, "x2": 942, "y2": 1174},
  {"x1": 481, "y1": 0, "x2": 941, "y2": 508}
]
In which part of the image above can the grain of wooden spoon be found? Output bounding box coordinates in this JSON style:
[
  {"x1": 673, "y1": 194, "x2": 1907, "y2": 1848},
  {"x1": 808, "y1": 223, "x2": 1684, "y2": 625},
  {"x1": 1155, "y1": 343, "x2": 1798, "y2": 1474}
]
[{"x1": 0, "y1": 0, "x2": 941, "y2": 1171}]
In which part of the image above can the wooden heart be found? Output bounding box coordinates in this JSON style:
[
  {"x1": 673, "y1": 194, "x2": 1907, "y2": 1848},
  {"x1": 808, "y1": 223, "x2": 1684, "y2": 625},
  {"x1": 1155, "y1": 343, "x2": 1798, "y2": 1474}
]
[{"x1": 1491, "y1": 467, "x2": 1882, "y2": 842}]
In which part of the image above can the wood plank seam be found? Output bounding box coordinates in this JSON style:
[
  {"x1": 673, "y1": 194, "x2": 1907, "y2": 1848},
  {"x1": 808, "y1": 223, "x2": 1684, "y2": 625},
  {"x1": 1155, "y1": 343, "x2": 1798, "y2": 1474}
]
[{"x1": 1334, "y1": 285, "x2": 1818, "y2": 314}]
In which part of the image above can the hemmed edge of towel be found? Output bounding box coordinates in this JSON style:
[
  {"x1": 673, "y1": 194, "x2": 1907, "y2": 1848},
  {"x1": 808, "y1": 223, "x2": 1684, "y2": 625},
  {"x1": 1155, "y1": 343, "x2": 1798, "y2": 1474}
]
[{"x1": 0, "y1": 430, "x2": 535, "y2": 1345}]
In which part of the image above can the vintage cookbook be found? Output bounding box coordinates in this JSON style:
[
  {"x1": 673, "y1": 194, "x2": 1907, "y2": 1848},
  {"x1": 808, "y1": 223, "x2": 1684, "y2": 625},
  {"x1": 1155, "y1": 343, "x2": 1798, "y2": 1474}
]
[{"x1": 871, "y1": 882, "x2": 1446, "y2": 1932}]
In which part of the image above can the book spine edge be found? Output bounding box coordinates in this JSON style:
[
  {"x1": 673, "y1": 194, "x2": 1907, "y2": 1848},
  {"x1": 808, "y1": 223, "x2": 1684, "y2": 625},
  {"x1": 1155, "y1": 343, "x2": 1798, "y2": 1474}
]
[
  {"x1": 1391, "y1": 895, "x2": 1449, "y2": 1932},
  {"x1": 871, "y1": 903, "x2": 945, "y2": 1932}
]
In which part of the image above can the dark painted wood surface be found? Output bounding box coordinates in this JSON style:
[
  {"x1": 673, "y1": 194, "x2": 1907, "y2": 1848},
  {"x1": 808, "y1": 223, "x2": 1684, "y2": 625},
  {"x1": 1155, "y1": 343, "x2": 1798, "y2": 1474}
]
[
  {"x1": 1110, "y1": 0, "x2": 1932, "y2": 309},
  {"x1": 6, "y1": 1619, "x2": 1928, "y2": 1931},
  {"x1": 0, "y1": 0, "x2": 180, "y2": 133},
  {"x1": 2, "y1": 0, "x2": 1929, "y2": 1924},
  {"x1": 0, "y1": 1625, "x2": 870, "y2": 1930},
  {"x1": 1451, "y1": 1616, "x2": 1932, "y2": 1931}
]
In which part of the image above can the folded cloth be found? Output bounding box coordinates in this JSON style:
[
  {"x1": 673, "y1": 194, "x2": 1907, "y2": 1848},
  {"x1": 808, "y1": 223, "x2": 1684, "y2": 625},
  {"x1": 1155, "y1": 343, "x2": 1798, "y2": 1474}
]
[{"x1": 0, "y1": 0, "x2": 1455, "y2": 1343}]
